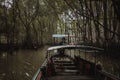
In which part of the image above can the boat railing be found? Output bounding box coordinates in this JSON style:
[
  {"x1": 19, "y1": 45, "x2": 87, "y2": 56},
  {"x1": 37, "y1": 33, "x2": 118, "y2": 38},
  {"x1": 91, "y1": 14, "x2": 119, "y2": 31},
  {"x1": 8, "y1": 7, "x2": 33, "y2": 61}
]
[
  {"x1": 32, "y1": 59, "x2": 47, "y2": 80},
  {"x1": 74, "y1": 56, "x2": 96, "y2": 75},
  {"x1": 74, "y1": 56, "x2": 120, "y2": 80},
  {"x1": 96, "y1": 70, "x2": 120, "y2": 80}
]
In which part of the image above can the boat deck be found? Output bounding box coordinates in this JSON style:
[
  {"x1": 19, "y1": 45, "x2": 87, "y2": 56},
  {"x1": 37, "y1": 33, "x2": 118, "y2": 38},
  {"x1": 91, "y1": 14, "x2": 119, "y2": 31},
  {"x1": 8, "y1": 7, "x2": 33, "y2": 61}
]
[
  {"x1": 48, "y1": 55, "x2": 96, "y2": 80},
  {"x1": 48, "y1": 75, "x2": 96, "y2": 80}
]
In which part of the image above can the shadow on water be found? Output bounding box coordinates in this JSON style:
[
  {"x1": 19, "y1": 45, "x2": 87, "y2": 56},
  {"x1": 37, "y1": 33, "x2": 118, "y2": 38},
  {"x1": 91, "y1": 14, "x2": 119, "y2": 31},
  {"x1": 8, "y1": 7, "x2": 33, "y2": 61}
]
[{"x1": 0, "y1": 46, "x2": 48, "y2": 80}]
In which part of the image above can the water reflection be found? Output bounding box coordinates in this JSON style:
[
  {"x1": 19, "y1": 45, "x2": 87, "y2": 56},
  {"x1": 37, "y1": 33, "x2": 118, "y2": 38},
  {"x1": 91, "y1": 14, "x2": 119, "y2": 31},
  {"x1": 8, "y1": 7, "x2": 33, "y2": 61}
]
[{"x1": 0, "y1": 46, "x2": 47, "y2": 80}]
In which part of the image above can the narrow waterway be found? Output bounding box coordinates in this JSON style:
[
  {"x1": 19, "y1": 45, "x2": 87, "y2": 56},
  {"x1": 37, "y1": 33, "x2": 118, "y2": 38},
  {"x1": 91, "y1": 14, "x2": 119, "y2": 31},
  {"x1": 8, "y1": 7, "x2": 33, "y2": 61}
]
[{"x1": 0, "y1": 46, "x2": 48, "y2": 80}]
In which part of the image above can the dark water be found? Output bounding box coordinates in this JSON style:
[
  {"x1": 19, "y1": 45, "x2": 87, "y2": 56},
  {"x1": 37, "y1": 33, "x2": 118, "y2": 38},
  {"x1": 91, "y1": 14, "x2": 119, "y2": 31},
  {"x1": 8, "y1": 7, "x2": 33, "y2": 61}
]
[{"x1": 0, "y1": 46, "x2": 48, "y2": 80}]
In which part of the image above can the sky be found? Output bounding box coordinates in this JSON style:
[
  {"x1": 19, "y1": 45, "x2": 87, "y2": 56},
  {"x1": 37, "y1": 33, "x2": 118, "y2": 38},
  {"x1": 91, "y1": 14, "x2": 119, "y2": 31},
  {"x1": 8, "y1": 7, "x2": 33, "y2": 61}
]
[{"x1": 1, "y1": 0, "x2": 13, "y2": 8}]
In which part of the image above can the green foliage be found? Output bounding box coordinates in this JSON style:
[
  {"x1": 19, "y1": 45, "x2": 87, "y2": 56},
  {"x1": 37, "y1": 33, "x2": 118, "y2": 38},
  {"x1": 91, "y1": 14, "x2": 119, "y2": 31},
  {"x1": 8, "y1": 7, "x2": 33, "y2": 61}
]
[{"x1": 0, "y1": 0, "x2": 119, "y2": 47}]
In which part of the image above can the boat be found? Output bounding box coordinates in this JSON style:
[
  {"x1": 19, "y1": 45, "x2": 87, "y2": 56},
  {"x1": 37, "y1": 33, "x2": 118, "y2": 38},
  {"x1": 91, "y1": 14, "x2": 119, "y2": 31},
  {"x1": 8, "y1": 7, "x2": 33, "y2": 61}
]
[{"x1": 32, "y1": 45, "x2": 120, "y2": 80}]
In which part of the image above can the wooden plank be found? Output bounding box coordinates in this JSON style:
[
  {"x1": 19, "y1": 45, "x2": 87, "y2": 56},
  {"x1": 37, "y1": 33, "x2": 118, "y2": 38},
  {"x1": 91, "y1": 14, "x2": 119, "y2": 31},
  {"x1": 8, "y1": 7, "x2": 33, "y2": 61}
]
[{"x1": 48, "y1": 75, "x2": 96, "y2": 80}]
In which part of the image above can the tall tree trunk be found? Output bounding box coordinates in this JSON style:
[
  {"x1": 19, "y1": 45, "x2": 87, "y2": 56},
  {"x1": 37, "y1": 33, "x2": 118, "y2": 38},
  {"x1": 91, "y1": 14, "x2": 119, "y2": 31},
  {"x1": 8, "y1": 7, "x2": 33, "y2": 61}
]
[{"x1": 103, "y1": 0, "x2": 108, "y2": 47}]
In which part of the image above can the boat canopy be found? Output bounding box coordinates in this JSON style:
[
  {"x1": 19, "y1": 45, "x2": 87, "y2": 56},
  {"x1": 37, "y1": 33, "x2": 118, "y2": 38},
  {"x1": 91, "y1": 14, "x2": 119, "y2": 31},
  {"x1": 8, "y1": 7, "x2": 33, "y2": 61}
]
[
  {"x1": 52, "y1": 34, "x2": 68, "y2": 38},
  {"x1": 47, "y1": 45, "x2": 104, "y2": 51},
  {"x1": 52, "y1": 34, "x2": 76, "y2": 38}
]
